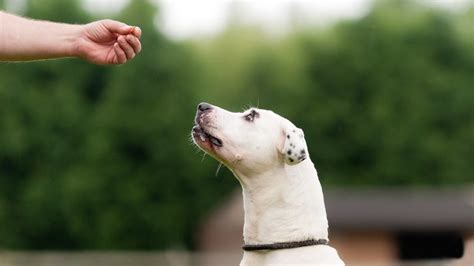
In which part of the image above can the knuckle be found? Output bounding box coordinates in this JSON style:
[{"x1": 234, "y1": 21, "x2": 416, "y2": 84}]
[{"x1": 102, "y1": 19, "x2": 113, "y2": 25}]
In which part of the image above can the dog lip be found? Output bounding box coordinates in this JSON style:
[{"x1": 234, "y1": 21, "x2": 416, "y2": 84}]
[
  {"x1": 192, "y1": 125, "x2": 223, "y2": 147},
  {"x1": 193, "y1": 110, "x2": 223, "y2": 147},
  {"x1": 209, "y1": 135, "x2": 223, "y2": 147}
]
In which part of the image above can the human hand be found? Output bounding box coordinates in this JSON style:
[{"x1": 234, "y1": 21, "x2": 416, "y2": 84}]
[{"x1": 76, "y1": 19, "x2": 142, "y2": 65}]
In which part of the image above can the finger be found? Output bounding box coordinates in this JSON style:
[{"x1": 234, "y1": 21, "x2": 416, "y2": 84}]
[
  {"x1": 102, "y1": 19, "x2": 134, "y2": 35},
  {"x1": 132, "y1": 27, "x2": 142, "y2": 38},
  {"x1": 114, "y1": 43, "x2": 127, "y2": 64},
  {"x1": 126, "y1": 35, "x2": 142, "y2": 54},
  {"x1": 118, "y1": 36, "x2": 135, "y2": 60}
]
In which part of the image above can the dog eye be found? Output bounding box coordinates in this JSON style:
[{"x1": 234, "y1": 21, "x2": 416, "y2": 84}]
[{"x1": 244, "y1": 110, "x2": 259, "y2": 122}]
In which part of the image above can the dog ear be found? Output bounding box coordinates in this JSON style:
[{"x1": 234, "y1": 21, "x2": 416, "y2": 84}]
[{"x1": 280, "y1": 124, "x2": 308, "y2": 165}]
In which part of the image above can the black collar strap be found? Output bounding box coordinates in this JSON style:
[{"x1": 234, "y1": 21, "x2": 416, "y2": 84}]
[{"x1": 242, "y1": 239, "x2": 329, "y2": 251}]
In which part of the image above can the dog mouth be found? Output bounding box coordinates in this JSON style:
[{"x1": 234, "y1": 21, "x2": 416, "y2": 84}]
[{"x1": 192, "y1": 125, "x2": 223, "y2": 148}]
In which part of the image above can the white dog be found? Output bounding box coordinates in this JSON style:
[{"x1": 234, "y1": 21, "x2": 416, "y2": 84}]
[{"x1": 192, "y1": 103, "x2": 344, "y2": 266}]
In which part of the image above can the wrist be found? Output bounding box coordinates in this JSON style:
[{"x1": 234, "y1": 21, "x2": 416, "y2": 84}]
[{"x1": 66, "y1": 24, "x2": 86, "y2": 58}]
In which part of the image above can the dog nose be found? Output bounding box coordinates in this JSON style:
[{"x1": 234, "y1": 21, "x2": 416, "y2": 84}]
[{"x1": 198, "y1": 102, "x2": 212, "y2": 112}]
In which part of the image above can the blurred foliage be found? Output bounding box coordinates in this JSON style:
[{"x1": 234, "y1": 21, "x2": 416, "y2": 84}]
[{"x1": 0, "y1": 0, "x2": 473, "y2": 249}]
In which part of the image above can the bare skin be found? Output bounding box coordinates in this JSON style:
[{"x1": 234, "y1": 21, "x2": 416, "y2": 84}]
[{"x1": 0, "y1": 11, "x2": 142, "y2": 65}]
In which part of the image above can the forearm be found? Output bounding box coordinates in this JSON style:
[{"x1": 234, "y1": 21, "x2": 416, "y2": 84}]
[{"x1": 0, "y1": 11, "x2": 82, "y2": 61}]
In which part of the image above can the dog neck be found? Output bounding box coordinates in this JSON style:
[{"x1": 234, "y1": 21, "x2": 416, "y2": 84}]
[{"x1": 235, "y1": 158, "x2": 329, "y2": 245}]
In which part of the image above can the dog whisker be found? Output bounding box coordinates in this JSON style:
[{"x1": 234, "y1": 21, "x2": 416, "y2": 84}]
[
  {"x1": 242, "y1": 103, "x2": 256, "y2": 112},
  {"x1": 215, "y1": 163, "x2": 223, "y2": 176},
  {"x1": 193, "y1": 146, "x2": 201, "y2": 154},
  {"x1": 188, "y1": 137, "x2": 203, "y2": 154}
]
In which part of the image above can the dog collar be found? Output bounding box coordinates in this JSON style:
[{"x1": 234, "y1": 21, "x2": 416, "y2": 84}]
[{"x1": 242, "y1": 239, "x2": 329, "y2": 251}]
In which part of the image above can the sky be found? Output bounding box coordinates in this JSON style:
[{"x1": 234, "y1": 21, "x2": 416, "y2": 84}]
[
  {"x1": 78, "y1": 0, "x2": 374, "y2": 39},
  {"x1": 6, "y1": 0, "x2": 473, "y2": 40},
  {"x1": 84, "y1": 0, "x2": 472, "y2": 40},
  {"x1": 157, "y1": 0, "x2": 374, "y2": 39}
]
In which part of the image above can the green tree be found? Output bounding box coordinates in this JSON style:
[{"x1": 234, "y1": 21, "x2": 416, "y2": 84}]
[
  {"x1": 0, "y1": 0, "x2": 472, "y2": 250},
  {"x1": 192, "y1": 1, "x2": 474, "y2": 187},
  {"x1": 0, "y1": 0, "x2": 233, "y2": 249}
]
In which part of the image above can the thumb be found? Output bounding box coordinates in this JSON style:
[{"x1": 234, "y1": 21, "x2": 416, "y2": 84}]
[{"x1": 101, "y1": 19, "x2": 135, "y2": 35}]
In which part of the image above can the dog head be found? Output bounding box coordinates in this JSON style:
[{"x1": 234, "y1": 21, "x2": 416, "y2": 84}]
[{"x1": 192, "y1": 103, "x2": 308, "y2": 176}]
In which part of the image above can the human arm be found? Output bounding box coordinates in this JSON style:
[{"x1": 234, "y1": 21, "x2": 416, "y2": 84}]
[{"x1": 0, "y1": 11, "x2": 141, "y2": 65}]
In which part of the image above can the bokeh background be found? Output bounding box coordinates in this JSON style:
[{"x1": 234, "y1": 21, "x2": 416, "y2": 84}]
[{"x1": 0, "y1": 0, "x2": 473, "y2": 265}]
